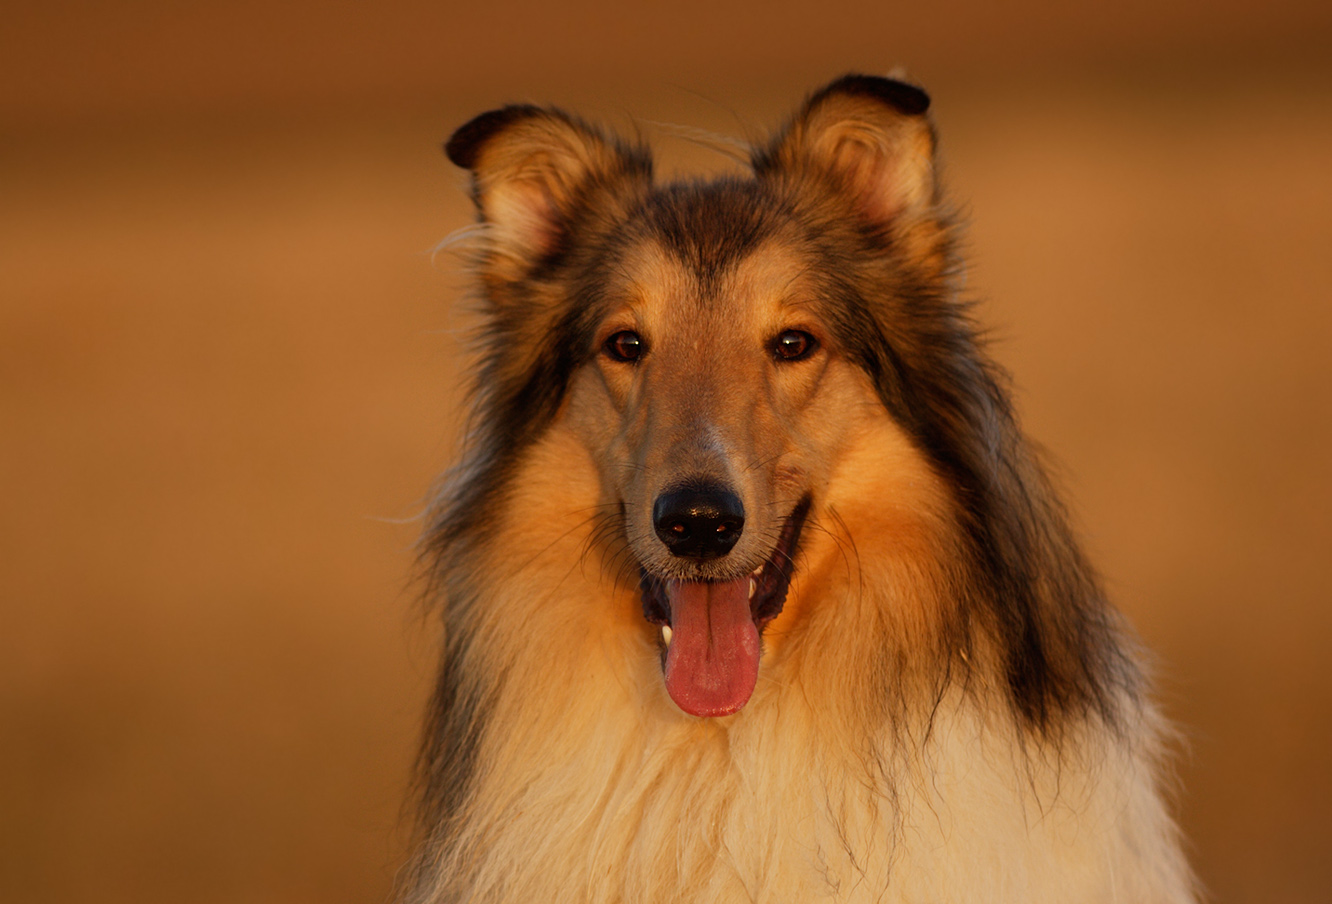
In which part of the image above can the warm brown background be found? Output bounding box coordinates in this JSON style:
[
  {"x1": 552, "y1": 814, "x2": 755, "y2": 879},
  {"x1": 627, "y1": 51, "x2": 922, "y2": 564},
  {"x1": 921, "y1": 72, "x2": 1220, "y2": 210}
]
[{"x1": 3, "y1": 2, "x2": 1330, "y2": 902}]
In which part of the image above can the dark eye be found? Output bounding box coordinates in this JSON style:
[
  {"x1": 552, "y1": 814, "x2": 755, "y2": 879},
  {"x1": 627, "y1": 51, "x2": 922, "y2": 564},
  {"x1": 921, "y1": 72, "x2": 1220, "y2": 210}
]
[
  {"x1": 604, "y1": 330, "x2": 646, "y2": 363},
  {"x1": 773, "y1": 329, "x2": 817, "y2": 362}
]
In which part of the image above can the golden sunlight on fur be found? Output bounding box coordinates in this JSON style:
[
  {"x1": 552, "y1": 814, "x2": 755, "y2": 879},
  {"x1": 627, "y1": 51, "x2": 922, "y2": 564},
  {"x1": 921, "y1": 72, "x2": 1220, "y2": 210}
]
[{"x1": 403, "y1": 74, "x2": 1197, "y2": 903}]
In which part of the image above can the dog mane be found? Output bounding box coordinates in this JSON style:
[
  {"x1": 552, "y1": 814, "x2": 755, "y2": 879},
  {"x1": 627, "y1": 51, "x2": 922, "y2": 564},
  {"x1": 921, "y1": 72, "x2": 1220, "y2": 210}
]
[{"x1": 407, "y1": 88, "x2": 1150, "y2": 901}]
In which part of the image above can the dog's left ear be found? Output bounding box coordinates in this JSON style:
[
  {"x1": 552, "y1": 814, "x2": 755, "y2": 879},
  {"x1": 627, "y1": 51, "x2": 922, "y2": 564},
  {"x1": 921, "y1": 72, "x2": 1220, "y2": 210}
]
[{"x1": 754, "y1": 74, "x2": 936, "y2": 226}]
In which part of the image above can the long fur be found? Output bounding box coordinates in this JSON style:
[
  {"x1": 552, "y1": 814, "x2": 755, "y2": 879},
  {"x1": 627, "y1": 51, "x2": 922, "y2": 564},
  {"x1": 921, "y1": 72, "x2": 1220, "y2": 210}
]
[{"x1": 401, "y1": 75, "x2": 1196, "y2": 903}]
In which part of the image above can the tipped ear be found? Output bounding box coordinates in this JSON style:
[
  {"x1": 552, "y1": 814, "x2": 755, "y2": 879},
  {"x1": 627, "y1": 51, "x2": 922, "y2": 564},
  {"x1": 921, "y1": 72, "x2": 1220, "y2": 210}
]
[
  {"x1": 446, "y1": 105, "x2": 651, "y2": 269},
  {"x1": 754, "y1": 74, "x2": 936, "y2": 225}
]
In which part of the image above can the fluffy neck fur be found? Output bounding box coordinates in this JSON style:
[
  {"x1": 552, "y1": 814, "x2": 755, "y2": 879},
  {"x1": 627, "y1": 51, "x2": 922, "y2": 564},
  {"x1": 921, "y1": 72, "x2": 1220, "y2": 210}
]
[{"x1": 403, "y1": 423, "x2": 1194, "y2": 904}]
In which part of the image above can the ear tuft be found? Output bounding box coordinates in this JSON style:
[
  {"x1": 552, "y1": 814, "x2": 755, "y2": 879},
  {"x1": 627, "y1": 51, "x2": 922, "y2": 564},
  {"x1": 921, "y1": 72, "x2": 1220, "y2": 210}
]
[
  {"x1": 445, "y1": 105, "x2": 544, "y2": 170},
  {"x1": 811, "y1": 74, "x2": 930, "y2": 117}
]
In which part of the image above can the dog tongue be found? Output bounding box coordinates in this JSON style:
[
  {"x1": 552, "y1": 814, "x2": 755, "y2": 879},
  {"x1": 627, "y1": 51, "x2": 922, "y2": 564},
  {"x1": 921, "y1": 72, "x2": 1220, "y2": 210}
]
[{"x1": 663, "y1": 577, "x2": 759, "y2": 717}]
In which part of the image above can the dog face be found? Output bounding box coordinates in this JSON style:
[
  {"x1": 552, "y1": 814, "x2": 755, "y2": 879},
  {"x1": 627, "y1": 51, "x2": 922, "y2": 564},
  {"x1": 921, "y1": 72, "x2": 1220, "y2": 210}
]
[
  {"x1": 571, "y1": 233, "x2": 841, "y2": 582},
  {"x1": 566, "y1": 231, "x2": 864, "y2": 715},
  {"x1": 446, "y1": 77, "x2": 958, "y2": 717}
]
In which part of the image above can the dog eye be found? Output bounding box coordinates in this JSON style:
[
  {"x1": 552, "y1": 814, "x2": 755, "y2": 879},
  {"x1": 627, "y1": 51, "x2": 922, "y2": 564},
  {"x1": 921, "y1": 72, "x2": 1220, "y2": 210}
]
[
  {"x1": 604, "y1": 330, "x2": 646, "y2": 363},
  {"x1": 773, "y1": 330, "x2": 817, "y2": 362}
]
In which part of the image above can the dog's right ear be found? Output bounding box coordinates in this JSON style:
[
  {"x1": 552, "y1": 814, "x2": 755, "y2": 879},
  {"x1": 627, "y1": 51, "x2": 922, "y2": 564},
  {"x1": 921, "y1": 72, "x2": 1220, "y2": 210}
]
[{"x1": 446, "y1": 106, "x2": 652, "y2": 276}]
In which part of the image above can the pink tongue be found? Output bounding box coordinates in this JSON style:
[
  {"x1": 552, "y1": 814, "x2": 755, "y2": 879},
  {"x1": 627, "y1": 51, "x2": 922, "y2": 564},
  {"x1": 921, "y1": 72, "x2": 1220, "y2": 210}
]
[{"x1": 663, "y1": 577, "x2": 759, "y2": 717}]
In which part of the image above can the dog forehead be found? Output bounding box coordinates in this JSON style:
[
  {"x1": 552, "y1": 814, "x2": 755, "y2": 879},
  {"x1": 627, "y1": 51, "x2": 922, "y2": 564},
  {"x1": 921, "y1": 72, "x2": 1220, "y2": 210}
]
[
  {"x1": 726, "y1": 242, "x2": 816, "y2": 310},
  {"x1": 609, "y1": 235, "x2": 814, "y2": 334},
  {"x1": 637, "y1": 180, "x2": 775, "y2": 271}
]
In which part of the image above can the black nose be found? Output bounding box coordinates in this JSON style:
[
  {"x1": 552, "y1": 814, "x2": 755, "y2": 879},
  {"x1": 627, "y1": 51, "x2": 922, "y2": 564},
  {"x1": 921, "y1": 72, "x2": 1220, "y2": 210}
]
[{"x1": 653, "y1": 483, "x2": 745, "y2": 559}]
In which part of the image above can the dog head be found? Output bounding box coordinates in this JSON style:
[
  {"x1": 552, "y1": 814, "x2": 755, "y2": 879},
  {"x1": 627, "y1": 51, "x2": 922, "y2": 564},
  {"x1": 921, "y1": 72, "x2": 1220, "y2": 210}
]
[{"x1": 445, "y1": 75, "x2": 960, "y2": 717}]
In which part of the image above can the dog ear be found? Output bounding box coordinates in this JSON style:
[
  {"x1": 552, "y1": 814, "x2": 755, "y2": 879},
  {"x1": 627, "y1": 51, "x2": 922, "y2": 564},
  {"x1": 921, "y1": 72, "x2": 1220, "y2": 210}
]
[
  {"x1": 754, "y1": 74, "x2": 936, "y2": 226},
  {"x1": 446, "y1": 106, "x2": 651, "y2": 272}
]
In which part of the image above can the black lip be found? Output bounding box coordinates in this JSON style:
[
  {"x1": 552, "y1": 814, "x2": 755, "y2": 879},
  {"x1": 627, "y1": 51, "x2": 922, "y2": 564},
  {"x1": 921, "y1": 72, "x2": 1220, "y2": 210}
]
[{"x1": 639, "y1": 496, "x2": 812, "y2": 631}]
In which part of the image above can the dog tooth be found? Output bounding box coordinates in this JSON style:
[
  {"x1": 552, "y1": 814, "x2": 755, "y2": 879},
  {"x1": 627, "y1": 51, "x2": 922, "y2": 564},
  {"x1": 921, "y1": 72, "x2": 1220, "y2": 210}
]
[
  {"x1": 749, "y1": 578, "x2": 757, "y2": 599},
  {"x1": 661, "y1": 625, "x2": 672, "y2": 646}
]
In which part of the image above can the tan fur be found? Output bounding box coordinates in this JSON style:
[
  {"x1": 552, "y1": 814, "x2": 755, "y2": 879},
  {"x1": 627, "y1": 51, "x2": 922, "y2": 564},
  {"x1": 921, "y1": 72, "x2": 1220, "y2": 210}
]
[
  {"x1": 410, "y1": 408, "x2": 1194, "y2": 903},
  {"x1": 408, "y1": 77, "x2": 1197, "y2": 904},
  {"x1": 407, "y1": 258, "x2": 1194, "y2": 902}
]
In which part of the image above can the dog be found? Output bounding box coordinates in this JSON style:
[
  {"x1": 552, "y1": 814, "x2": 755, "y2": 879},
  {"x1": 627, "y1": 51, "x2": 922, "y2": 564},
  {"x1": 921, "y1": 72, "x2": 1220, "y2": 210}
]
[{"x1": 400, "y1": 75, "x2": 1196, "y2": 903}]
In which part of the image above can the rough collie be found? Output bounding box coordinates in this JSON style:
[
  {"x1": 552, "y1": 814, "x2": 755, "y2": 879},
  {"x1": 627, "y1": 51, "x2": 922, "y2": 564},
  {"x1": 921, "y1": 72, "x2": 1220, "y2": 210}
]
[{"x1": 400, "y1": 74, "x2": 1196, "y2": 903}]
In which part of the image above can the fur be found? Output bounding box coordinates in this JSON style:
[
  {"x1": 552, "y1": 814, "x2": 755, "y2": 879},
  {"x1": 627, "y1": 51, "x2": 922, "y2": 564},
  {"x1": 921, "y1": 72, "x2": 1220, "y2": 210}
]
[{"x1": 401, "y1": 75, "x2": 1196, "y2": 903}]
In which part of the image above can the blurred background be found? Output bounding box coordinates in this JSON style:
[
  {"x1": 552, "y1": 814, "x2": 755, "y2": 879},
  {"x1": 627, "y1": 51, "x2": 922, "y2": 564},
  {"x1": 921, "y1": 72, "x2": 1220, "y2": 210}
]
[{"x1": 2, "y1": 2, "x2": 1329, "y2": 902}]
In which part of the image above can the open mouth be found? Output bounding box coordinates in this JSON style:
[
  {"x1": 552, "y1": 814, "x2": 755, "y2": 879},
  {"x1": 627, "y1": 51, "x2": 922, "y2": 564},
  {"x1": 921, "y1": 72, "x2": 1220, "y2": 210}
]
[{"x1": 639, "y1": 497, "x2": 811, "y2": 717}]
